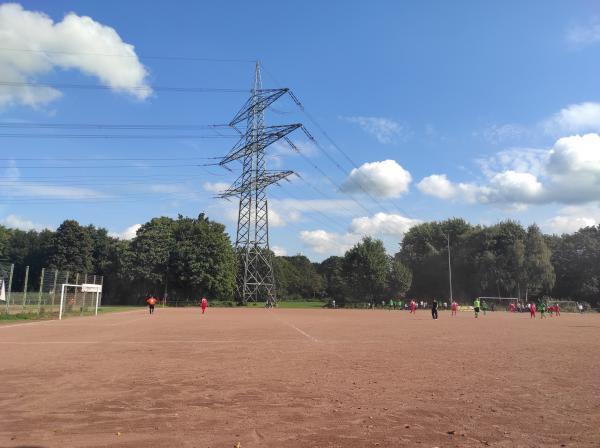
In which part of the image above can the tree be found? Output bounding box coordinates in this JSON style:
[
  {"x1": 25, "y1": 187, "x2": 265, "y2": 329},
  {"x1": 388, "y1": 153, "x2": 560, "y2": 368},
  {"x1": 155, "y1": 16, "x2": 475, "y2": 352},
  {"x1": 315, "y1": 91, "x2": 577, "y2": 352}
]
[
  {"x1": 49, "y1": 220, "x2": 93, "y2": 273},
  {"x1": 317, "y1": 256, "x2": 346, "y2": 301},
  {"x1": 523, "y1": 224, "x2": 555, "y2": 299},
  {"x1": 169, "y1": 214, "x2": 236, "y2": 300},
  {"x1": 388, "y1": 258, "x2": 412, "y2": 297},
  {"x1": 342, "y1": 237, "x2": 389, "y2": 304}
]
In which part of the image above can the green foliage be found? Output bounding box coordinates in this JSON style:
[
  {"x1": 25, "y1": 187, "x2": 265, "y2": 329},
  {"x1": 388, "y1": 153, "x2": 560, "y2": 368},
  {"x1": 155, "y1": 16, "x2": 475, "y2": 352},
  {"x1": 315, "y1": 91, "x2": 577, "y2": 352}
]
[
  {"x1": 49, "y1": 220, "x2": 94, "y2": 273},
  {"x1": 342, "y1": 237, "x2": 390, "y2": 303},
  {"x1": 388, "y1": 258, "x2": 412, "y2": 297},
  {"x1": 273, "y1": 254, "x2": 324, "y2": 300}
]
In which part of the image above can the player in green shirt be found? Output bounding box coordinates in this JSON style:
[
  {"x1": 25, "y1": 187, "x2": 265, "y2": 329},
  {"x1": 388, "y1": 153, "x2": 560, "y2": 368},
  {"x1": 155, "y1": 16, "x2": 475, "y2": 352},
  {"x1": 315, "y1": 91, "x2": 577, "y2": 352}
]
[
  {"x1": 539, "y1": 301, "x2": 546, "y2": 319},
  {"x1": 473, "y1": 298, "x2": 481, "y2": 318},
  {"x1": 482, "y1": 300, "x2": 488, "y2": 316}
]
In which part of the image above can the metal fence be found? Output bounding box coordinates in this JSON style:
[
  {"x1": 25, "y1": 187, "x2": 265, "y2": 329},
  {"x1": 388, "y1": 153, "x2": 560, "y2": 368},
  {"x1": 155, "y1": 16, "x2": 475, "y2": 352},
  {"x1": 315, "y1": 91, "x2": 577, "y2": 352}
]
[{"x1": 0, "y1": 263, "x2": 103, "y2": 318}]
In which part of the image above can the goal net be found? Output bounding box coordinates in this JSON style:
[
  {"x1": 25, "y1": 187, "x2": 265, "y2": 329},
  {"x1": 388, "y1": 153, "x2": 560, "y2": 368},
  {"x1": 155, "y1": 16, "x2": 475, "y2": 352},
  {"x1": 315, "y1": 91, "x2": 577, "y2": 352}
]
[{"x1": 59, "y1": 283, "x2": 102, "y2": 320}]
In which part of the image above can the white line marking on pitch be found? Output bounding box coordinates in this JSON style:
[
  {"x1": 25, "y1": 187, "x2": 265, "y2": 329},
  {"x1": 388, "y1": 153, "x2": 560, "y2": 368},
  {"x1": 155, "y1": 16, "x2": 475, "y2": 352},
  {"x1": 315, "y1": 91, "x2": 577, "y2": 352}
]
[{"x1": 274, "y1": 317, "x2": 319, "y2": 342}]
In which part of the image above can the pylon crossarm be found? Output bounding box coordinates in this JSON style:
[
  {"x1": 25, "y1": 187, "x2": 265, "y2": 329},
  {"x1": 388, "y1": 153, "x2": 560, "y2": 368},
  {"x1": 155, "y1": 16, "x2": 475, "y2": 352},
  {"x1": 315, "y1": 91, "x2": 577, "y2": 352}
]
[
  {"x1": 219, "y1": 124, "x2": 302, "y2": 165},
  {"x1": 229, "y1": 88, "x2": 289, "y2": 126},
  {"x1": 217, "y1": 171, "x2": 294, "y2": 198}
]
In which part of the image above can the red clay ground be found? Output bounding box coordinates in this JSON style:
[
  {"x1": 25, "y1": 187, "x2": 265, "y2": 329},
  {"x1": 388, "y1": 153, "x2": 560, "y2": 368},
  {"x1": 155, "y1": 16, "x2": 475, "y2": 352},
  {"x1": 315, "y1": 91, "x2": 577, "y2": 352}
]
[{"x1": 1, "y1": 308, "x2": 599, "y2": 447}]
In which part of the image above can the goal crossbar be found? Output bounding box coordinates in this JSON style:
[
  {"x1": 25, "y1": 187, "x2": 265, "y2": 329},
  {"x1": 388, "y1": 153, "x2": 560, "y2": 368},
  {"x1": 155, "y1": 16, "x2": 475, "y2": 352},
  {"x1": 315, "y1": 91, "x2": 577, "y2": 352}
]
[{"x1": 59, "y1": 283, "x2": 102, "y2": 320}]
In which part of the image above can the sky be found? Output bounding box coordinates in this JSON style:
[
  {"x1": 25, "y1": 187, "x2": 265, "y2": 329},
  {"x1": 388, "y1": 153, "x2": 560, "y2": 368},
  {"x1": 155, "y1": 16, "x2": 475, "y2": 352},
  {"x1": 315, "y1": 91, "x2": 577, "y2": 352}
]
[{"x1": 2, "y1": 0, "x2": 600, "y2": 260}]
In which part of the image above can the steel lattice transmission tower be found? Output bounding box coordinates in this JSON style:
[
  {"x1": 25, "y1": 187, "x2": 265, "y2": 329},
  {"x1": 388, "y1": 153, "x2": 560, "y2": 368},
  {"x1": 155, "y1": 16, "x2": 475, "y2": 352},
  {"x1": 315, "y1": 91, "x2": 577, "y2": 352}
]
[{"x1": 218, "y1": 62, "x2": 300, "y2": 305}]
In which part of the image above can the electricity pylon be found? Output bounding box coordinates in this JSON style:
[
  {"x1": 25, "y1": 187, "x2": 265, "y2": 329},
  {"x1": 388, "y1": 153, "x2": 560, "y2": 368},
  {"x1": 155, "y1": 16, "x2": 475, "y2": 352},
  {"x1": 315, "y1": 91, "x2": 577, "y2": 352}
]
[{"x1": 218, "y1": 62, "x2": 300, "y2": 305}]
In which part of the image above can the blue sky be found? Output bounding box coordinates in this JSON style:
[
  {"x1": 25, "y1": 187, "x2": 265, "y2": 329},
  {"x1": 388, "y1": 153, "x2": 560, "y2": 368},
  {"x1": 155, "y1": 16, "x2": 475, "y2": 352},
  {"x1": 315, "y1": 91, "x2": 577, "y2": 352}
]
[{"x1": 2, "y1": 1, "x2": 600, "y2": 260}]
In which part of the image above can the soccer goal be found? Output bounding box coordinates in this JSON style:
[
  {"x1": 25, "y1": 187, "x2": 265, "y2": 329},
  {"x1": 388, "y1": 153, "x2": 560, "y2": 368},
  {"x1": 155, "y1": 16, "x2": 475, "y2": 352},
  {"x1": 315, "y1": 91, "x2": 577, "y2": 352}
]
[{"x1": 59, "y1": 283, "x2": 102, "y2": 320}]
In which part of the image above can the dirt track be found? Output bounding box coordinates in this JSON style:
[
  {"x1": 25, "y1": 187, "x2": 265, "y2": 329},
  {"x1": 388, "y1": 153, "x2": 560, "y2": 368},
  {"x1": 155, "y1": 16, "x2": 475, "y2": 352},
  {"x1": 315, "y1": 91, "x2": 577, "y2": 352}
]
[{"x1": 1, "y1": 308, "x2": 599, "y2": 447}]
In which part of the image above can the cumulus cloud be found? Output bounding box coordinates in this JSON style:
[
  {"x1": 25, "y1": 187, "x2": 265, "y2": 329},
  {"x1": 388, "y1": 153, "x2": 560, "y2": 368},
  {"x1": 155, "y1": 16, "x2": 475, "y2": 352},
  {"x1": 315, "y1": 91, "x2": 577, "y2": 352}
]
[
  {"x1": 341, "y1": 159, "x2": 412, "y2": 198},
  {"x1": 299, "y1": 229, "x2": 359, "y2": 255},
  {"x1": 349, "y1": 212, "x2": 420, "y2": 237},
  {"x1": 485, "y1": 171, "x2": 544, "y2": 203},
  {"x1": 417, "y1": 174, "x2": 456, "y2": 199},
  {"x1": 543, "y1": 102, "x2": 600, "y2": 135},
  {"x1": 546, "y1": 216, "x2": 596, "y2": 234},
  {"x1": 545, "y1": 203, "x2": 600, "y2": 234},
  {"x1": 342, "y1": 116, "x2": 406, "y2": 144},
  {"x1": 419, "y1": 133, "x2": 600, "y2": 207},
  {"x1": 109, "y1": 223, "x2": 141, "y2": 240},
  {"x1": 1, "y1": 214, "x2": 49, "y2": 231},
  {"x1": 477, "y1": 148, "x2": 549, "y2": 178},
  {"x1": 300, "y1": 212, "x2": 419, "y2": 255},
  {"x1": 0, "y1": 3, "x2": 151, "y2": 108},
  {"x1": 417, "y1": 174, "x2": 486, "y2": 203}
]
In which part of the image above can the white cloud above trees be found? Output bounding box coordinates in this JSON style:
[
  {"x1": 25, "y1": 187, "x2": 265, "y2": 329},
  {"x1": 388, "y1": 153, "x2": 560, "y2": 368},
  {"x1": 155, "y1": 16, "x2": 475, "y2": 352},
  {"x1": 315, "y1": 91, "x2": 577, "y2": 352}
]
[
  {"x1": 419, "y1": 133, "x2": 600, "y2": 207},
  {"x1": 341, "y1": 159, "x2": 411, "y2": 198}
]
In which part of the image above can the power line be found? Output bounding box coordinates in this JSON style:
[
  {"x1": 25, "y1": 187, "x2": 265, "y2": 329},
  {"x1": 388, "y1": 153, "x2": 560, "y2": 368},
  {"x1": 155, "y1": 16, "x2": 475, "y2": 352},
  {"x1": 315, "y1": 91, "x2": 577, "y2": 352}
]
[
  {"x1": 0, "y1": 156, "x2": 221, "y2": 161},
  {"x1": 0, "y1": 80, "x2": 251, "y2": 93},
  {"x1": 286, "y1": 90, "x2": 416, "y2": 219},
  {"x1": 0, "y1": 122, "x2": 235, "y2": 131},
  {"x1": 0, "y1": 133, "x2": 237, "y2": 139},
  {"x1": 0, "y1": 47, "x2": 256, "y2": 63}
]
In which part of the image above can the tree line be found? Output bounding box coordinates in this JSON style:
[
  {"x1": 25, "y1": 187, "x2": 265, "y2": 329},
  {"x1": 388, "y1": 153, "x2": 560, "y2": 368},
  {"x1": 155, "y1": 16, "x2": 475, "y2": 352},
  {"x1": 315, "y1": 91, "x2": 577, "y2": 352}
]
[{"x1": 0, "y1": 215, "x2": 598, "y2": 307}]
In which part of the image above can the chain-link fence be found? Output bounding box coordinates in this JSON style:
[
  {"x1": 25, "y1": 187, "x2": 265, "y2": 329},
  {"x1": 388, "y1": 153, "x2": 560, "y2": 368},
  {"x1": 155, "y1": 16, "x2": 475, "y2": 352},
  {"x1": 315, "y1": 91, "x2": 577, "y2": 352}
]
[{"x1": 1, "y1": 263, "x2": 103, "y2": 318}]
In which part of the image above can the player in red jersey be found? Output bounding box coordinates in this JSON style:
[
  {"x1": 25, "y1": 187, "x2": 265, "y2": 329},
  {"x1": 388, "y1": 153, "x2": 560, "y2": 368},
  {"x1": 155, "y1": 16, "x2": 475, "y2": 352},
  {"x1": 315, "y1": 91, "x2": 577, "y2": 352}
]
[
  {"x1": 201, "y1": 297, "x2": 207, "y2": 314},
  {"x1": 451, "y1": 300, "x2": 458, "y2": 316}
]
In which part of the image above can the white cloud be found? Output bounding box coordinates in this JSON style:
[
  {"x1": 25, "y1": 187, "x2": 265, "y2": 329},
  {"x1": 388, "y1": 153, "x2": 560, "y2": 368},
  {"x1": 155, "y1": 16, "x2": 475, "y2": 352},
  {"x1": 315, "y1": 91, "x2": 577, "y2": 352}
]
[
  {"x1": 546, "y1": 216, "x2": 596, "y2": 234},
  {"x1": 109, "y1": 223, "x2": 141, "y2": 240},
  {"x1": 417, "y1": 174, "x2": 456, "y2": 199},
  {"x1": 271, "y1": 245, "x2": 288, "y2": 256},
  {"x1": 543, "y1": 102, "x2": 600, "y2": 135},
  {"x1": 349, "y1": 212, "x2": 420, "y2": 237},
  {"x1": 202, "y1": 182, "x2": 230, "y2": 194},
  {"x1": 485, "y1": 171, "x2": 544, "y2": 203},
  {"x1": 0, "y1": 3, "x2": 151, "y2": 108},
  {"x1": 1, "y1": 214, "x2": 49, "y2": 231},
  {"x1": 343, "y1": 116, "x2": 406, "y2": 144},
  {"x1": 545, "y1": 133, "x2": 600, "y2": 203},
  {"x1": 477, "y1": 148, "x2": 549, "y2": 178},
  {"x1": 299, "y1": 229, "x2": 359, "y2": 255},
  {"x1": 566, "y1": 20, "x2": 600, "y2": 47},
  {"x1": 545, "y1": 203, "x2": 600, "y2": 234},
  {"x1": 420, "y1": 133, "x2": 600, "y2": 207},
  {"x1": 341, "y1": 159, "x2": 412, "y2": 198}
]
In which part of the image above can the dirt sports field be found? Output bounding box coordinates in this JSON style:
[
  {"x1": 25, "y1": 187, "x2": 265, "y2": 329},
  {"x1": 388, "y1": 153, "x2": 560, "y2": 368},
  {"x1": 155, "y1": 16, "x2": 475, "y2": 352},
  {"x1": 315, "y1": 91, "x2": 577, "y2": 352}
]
[{"x1": 1, "y1": 308, "x2": 599, "y2": 448}]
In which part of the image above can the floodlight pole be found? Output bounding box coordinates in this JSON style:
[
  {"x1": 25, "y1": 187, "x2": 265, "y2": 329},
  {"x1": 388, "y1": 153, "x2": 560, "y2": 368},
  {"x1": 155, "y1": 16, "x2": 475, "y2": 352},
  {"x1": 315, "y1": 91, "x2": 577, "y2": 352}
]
[{"x1": 447, "y1": 233, "x2": 453, "y2": 302}]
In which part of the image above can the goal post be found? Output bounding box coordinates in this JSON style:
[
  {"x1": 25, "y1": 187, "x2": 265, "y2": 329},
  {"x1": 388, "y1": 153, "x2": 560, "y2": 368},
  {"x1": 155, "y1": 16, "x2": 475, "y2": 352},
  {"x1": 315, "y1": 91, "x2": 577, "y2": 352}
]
[{"x1": 59, "y1": 283, "x2": 102, "y2": 320}]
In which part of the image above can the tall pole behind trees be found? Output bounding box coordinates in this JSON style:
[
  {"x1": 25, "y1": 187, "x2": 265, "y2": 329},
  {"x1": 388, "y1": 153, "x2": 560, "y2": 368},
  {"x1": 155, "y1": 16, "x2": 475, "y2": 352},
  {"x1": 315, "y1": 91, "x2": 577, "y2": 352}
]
[{"x1": 447, "y1": 233, "x2": 453, "y2": 302}]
